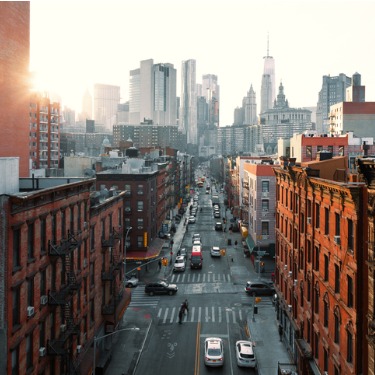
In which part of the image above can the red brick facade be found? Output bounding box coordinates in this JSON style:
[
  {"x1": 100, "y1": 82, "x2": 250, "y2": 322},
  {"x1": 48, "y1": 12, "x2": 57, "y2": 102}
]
[{"x1": 273, "y1": 158, "x2": 368, "y2": 375}]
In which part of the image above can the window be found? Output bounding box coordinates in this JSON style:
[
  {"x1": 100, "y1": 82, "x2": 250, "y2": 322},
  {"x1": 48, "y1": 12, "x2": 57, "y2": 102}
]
[
  {"x1": 27, "y1": 222, "x2": 35, "y2": 260},
  {"x1": 294, "y1": 193, "x2": 299, "y2": 213},
  {"x1": 40, "y1": 268, "x2": 47, "y2": 296},
  {"x1": 347, "y1": 275, "x2": 353, "y2": 307},
  {"x1": 137, "y1": 201, "x2": 144, "y2": 212},
  {"x1": 137, "y1": 218, "x2": 144, "y2": 229},
  {"x1": 315, "y1": 203, "x2": 320, "y2": 228},
  {"x1": 335, "y1": 213, "x2": 340, "y2": 236},
  {"x1": 77, "y1": 203, "x2": 82, "y2": 231},
  {"x1": 118, "y1": 208, "x2": 122, "y2": 227},
  {"x1": 348, "y1": 219, "x2": 353, "y2": 251},
  {"x1": 314, "y1": 284, "x2": 319, "y2": 314},
  {"x1": 262, "y1": 180, "x2": 269, "y2": 192},
  {"x1": 12, "y1": 286, "x2": 20, "y2": 328},
  {"x1": 39, "y1": 321, "x2": 46, "y2": 347},
  {"x1": 125, "y1": 218, "x2": 131, "y2": 229},
  {"x1": 314, "y1": 246, "x2": 319, "y2": 271},
  {"x1": 27, "y1": 277, "x2": 34, "y2": 307},
  {"x1": 52, "y1": 212, "x2": 57, "y2": 243},
  {"x1": 137, "y1": 235, "x2": 143, "y2": 247},
  {"x1": 324, "y1": 298, "x2": 329, "y2": 327},
  {"x1": 334, "y1": 264, "x2": 340, "y2": 293},
  {"x1": 125, "y1": 184, "x2": 131, "y2": 196},
  {"x1": 90, "y1": 226, "x2": 95, "y2": 250},
  {"x1": 347, "y1": 330, "x2": 353, "y2": 362},
  {"x1": 324, "y1": 208, "x2": 329, "y2": 235},
  {"x1": 324, "y1": 254, "x2": 329, "y2": 282},
  {"x1": 306, "y1": 145, "x2": 312, "y2": 158},
  {"x1": 324, "y1": 347, "x2": 328, "y2": 372},
  {"x1": 40, "y1": 217, "x2": 47, "y2": 254},
  {"x1": 70, "y1": 205, "x2": 75, "y2": 234},
  {"x1": 339, "y1": 145, "x2": 344, "y2": 156},
  {"x1": 314, "y1": 331, "x2": 319, "y2": 359},
  {"x1": 307, "y1": 240, "x2": 311, "y2": 263},
  {"x1": 137, "y1": 184, "x2": 144, "y2": 195},
  {"x1": 101, "y1": 218, "x2": 106, "y2": 240},
  {"x1": 90, "y1": 262, "x2": 95, "y2": 287},
  {"x1": 11, "y1": 346, "x2": 19, "y2": 375},
  {"x1": 26, "y1": 333, "x2": 33, "y2": 370},
  {"x1": 334, "y1": 308, "x2": 340, "y2": 344},
  {"x1": 261, "y1": 221, "x2": 269, "y2": 236},
  {"x1": 262, "y1": 200, "x2": 269, "y2": 211},
  {"x1": 61, "y1": 209, "x2": 66, "y2": 238},
  {"x1": 13, "y1": 228, "x2": 21, "y2": 269}
]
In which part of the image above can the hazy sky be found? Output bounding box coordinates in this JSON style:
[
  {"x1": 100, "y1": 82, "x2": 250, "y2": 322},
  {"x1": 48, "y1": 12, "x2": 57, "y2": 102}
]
[{"x1": 30, "y1": 0, "x2": 375, "y2": 125}]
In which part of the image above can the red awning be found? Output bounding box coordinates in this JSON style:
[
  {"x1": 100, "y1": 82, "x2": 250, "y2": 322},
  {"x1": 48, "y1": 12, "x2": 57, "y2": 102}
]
[{"x1": 126, "y1": 238, "x2": 164, "y2": 261}]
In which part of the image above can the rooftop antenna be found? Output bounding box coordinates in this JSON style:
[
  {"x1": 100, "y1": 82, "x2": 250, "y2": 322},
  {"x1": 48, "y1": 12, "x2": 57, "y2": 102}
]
[{"x1": 264, "y1": 33, "x2": 272, "y2": 58}]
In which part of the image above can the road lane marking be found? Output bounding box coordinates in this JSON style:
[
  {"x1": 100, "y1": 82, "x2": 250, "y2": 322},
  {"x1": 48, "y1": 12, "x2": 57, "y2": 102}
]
[
  {"x1": 170, "y1": 307, "x2": 176, "y2": 324},
  {"x1": 194, "y1": 322, "x2": 201, "y2": 375},
  {"x1": 212, "y1": 306, "x2": 215, "y2": 323},
  {"x1": 163, "y1": 308, "x2": 169, "y2": 324}
]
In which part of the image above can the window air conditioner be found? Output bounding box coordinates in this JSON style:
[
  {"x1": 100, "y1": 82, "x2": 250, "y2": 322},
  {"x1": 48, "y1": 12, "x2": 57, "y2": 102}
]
[
  {"x1": 77, "y1": 345, "x2": 82, "y2": 354},
  {"x1": 307, "y1": 217, "x2": 312, "y2": 224},
  {"x1": 334, "y1": 235, "x2": 341, "y2": 245},
  {"x1": 27, "y1": 306, "x2": 35, "y2": 317},
  {"x1": 60, "y1": 324, "x2": 67, "y2": 332},
  {"x1": 40, "y1": 295, "x2": 48, "y2": 305},
  {"x1": 83, "y1": 222, "x2": 88, "y2": 229},
  {"x1": 39, "y1": 347, "x2": 46, "y2": 357},
  {"x1": 83, "y1": 258, "x2": 88, "y2": 268}
]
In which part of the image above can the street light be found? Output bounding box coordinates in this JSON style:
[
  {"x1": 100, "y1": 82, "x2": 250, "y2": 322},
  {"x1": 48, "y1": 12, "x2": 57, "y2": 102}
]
[
  {"x1": 93, "y1": 326, "x2": 139, "y2": 375},
  {"x1": 124, "y1": 226, "x2": 132, "y2": 279}
]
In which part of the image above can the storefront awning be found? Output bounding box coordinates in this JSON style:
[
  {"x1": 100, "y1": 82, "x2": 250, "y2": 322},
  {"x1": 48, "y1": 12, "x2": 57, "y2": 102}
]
[
  {"x1": 245, "y1": 236, "x2": 256, "y2": 254},
  {"x1": 126, "y1": 238, "x2": 164, "y2": 261}
]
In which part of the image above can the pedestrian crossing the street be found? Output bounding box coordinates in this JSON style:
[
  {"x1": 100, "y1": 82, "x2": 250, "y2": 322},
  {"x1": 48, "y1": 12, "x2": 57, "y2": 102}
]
[
  {"x1": 170, "y1": 272, "x2": 231, "y2": 284},
  {"x1": 128, "y1": 288, "x2": 160, "y2": 307},
  {"x1": 156, "y1": 305, "x2": 248, "y2": 324}
]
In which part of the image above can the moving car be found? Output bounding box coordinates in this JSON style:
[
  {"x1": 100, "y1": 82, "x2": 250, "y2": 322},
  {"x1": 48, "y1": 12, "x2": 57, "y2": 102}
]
[
  {"x1": 177, "y1": 247, "x2": 187, "y2": 258},
  {"x1": 215, "y1": 222, "x2": 223, "y2": 231},
  {"x1": 214, "y1": 211, "x2": 221, "y2": 218},
  {"x1": 210, "y1": 246, "x2": 221, "y2": 257},
  {"x1": 145, "y1": 281, "x2": 178, "y2": 296},
  {"x1": 173, "y1": 256, "x2": 186, "y2": 272},
  {"x1": 245, "y1": 280, "x2": 275, "y2": 296},
  {"x1": 190, "y1": 247, "x2": 203, "y2": 269},
  {"x1": 125, "y1": 275, "x2": 139, "y2": 288},
  {"x1": 235, "y1": 340, "x2": 257, "y2": 368},
  {"x1": 188, "y1": 216, "x2": 196, "y2": 224},
  {"x1": 204, "y1": 337, "x2": 224, "y2": 367},
  {"x1": 193, "y1": 239, "x2": 202, "y2": 247},
  {"x1": 192, "y1": 233, "x2": 201, "y2": 243}
]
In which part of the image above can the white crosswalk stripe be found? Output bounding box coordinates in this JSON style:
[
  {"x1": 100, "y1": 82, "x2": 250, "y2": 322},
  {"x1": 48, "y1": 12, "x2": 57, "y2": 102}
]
[
  {"x1": 170, "y1": 273, "x2": 231, "y2": 284},
  {"x1": 128, "y1": 288, "x2": 160, "y2": 307},
  {"x1": 156, "y1": 306, "x2": 247, "y2": 324}
]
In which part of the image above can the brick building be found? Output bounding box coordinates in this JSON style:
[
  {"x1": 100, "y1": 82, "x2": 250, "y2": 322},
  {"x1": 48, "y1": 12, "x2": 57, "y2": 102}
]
[
  {"x1": 273, "y1": 156, "x2": 368, "y2": 375},
  {"x1": 0, "y1": 175, "x2": 129, "y2": 374},
  {"x1": 0, "y1": 2, "x2": 30, "y2": 177}
]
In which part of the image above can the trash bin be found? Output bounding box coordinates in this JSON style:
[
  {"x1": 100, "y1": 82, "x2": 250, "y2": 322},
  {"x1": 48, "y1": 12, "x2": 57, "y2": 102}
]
[
  {"x1": 254, "y1": 306, "x2": 258, "y2": 314},
  {"x1": 227, "y1": 239, "x2": 232, "y2": 245}
]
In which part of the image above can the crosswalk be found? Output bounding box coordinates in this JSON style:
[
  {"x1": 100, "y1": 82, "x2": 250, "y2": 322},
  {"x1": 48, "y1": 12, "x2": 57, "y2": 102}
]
[
  {"x1": 128, "y1": 288, "x2": 160, "y2": 307},
  {"x1": 156, "y1": 305, "x2": 248, "y2": 324},
  {"x1": 170, "y1": 272, "x2": 231, "y2": 284}
]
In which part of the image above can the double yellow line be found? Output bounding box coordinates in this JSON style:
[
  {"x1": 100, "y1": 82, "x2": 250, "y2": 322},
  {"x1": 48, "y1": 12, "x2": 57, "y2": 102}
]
[{"x1": 194, "y1": 322, "x2": 201, "y2": 374}]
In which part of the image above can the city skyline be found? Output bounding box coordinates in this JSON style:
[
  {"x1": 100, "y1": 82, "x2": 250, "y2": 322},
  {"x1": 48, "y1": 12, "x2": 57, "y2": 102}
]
[{"x1": 30, "y1": 0, "x2": 375, "y2": 126}]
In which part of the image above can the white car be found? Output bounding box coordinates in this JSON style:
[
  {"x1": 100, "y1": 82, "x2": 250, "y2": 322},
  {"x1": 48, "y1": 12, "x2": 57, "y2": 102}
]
[
  {"x1": 192, "y1": 234, "x2": 201, "y2": 243},
  {"x1": 193, "y1": 239, "x2": 202, "y2": 247},
  {"x1": 235, "y1": 340, "x2": 256, "y2": 368},
  {"x1": 125, "y1": 275, "x2": 139, "y2": 288},
  {"x1": 210, "y1": 246, "x2": 221, "y2": 257},
  {"x1": 204, "y1": 337, "x2": 224, "y2": 367},
  {"x1": 188, "y1": 216, "x2": 196, "y2": 224},
  {"x1": 173, "y1": 256, "x2": 186, "y2": 272}
]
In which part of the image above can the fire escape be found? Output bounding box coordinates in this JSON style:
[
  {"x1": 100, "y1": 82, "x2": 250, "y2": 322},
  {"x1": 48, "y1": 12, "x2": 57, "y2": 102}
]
[
  {"x1": 101, "y1": 228, "x2": 124, "y2": 319},
  {"x1": 47, "y1": 231, "x2": 82, "y2": 374}
]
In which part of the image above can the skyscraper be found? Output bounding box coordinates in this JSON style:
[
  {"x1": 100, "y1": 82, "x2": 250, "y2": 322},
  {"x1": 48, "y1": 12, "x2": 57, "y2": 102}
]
[
  {"x1": 180, "y1": 59, "x2": 197, "y2": 145},
  {"x1": 0, "y1": 2, "x2": 30, "y2": 177},
  {"x1": 243, "y1": 84, "x2": 257, "y2": 125},
  {"x1": 202, "y1": 74, "x2": 220, "y2": 126},
  {"x1": 94, "y1": 83, "x2": 120, "y2": 131},
  {"x1": 260, "y1": 37, "x2": 275, "y2": 114},
  {"x1": 129, "y1": 59, "x2": 177, "y2": 126},
  {"x1": 316, "y1": 73, "x2": 359, "y2": 133},
  {"x1": 80, "y1": 88, "x2": 92, "y2": 121}
]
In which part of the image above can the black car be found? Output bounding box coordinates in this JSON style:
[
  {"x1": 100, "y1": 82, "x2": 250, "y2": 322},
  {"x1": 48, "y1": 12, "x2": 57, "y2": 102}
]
[
  {"x1": 215, "y1": 222, "x2": 223, "y2": 231},
  {"x1": 145, "y1": 281, "x2": 178, "y2": 296},
  {"x1": 245, "y1": 280, "x2": 275, "y2": 296}
]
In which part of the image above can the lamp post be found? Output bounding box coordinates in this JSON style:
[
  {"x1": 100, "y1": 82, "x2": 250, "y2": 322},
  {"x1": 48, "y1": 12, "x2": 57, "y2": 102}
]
[
  {"x1": 124, "y1": 226, "x2": 132, "y2": 279},
  {"x1": 93, "y1": 327, "x2": 139, "y2": 375}
]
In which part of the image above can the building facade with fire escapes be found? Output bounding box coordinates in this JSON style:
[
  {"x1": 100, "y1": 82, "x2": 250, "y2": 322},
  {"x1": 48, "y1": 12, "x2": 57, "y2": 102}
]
[
  {"x1": 273, "y1": 156, "x2": 368, "y2": 375},
  {"x1": 0, "y1": 178, "x2": 129, "y2": 375}
]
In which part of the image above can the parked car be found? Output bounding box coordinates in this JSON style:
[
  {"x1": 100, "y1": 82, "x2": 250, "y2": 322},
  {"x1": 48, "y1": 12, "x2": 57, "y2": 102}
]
[
  {"x1": 214, "y1": 211, "x2": 221, "y2": 218},
  {"x1": 204, "y1": 337, "x2": 224, "y2": 367},
  {"x1": 192, "y1": 233, "x2": 201, "y2": 243},
  {"x1": 210, "y1": 246, "x2": 221, "y2": 257},
  {"x1": 235, "y1": 340, "x2": 257, "y2": 368},
  {"x1": 173, "y1": 256, "x2": 186, "y2": 272},
  {"x1": 177, "y1": 247, "x2": 187, "y2": 258},
  {"x1": 145, "y1": 281, "x2": 178, "y2": 296},
  {"x1": 125, "y1": 274, "x2": 139, "y2": 288},
  {"x1": 188, "y1": 216, "x2": 196, "y2": 224},
  {"x1": 245, "y1": 280, "x2": 275, "y2": 296},
  {"x1": 193, "y1": 239, "x2": 202, "y2": 247}
]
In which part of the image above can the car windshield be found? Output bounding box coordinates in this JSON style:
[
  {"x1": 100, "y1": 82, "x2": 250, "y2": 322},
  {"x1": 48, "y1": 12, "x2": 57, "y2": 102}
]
[
  {"x1": 175, "y1": 259, "x2": 184, "y2": 264},
  {"x1": 159, "y1": 281, "x2": 167, "y2": 287}
]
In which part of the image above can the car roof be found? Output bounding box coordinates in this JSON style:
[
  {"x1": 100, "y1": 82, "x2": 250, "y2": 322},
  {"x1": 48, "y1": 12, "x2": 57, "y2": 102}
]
[
  {"x1": 236, "y1": 340, "x2": 254, "y2": 354},
  {"x1": 175, "y1": 256, "x2": 185, "y2": 261},
  {"x1": 206, "y1": 337, "x2": 222, "y2": 347},
  {"x1": 212, "y1": 246, "x2": 220, "y2": 249}
]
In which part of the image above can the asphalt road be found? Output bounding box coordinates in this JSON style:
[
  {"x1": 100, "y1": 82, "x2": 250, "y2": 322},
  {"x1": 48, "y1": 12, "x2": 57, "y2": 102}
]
[{"x1": 133, "y1": 182, "x2": 262, "y2": 374}]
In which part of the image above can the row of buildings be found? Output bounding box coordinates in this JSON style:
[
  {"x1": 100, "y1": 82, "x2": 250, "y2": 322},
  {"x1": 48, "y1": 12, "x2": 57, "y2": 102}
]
[
  {"x1": 0, "y1": 145, "x2": 195, "y2": 375},
  {"x1": 223, "y1": 131, "x2": 375, "y2": 374}
]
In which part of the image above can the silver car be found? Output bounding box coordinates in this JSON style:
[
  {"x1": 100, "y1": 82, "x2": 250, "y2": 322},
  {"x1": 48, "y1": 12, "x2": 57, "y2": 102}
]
[
  {"x1": 173, "y1": 256, "x2": 186, "y2": 272},
  {"x1": 204, "y1": 338, "x2": 224, "y2": 367},
  {"x1": 235, "y1": 340, "x2": 256, "y2": 368},
  {"x1": 210, "y1": 246, "x2": 221, "y2": 257}
]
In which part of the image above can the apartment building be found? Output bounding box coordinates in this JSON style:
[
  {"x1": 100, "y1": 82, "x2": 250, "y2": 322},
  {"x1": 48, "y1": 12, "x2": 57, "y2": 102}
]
[{"x1": 273, "y1": 155, "x2": 368, "y2": 375}]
